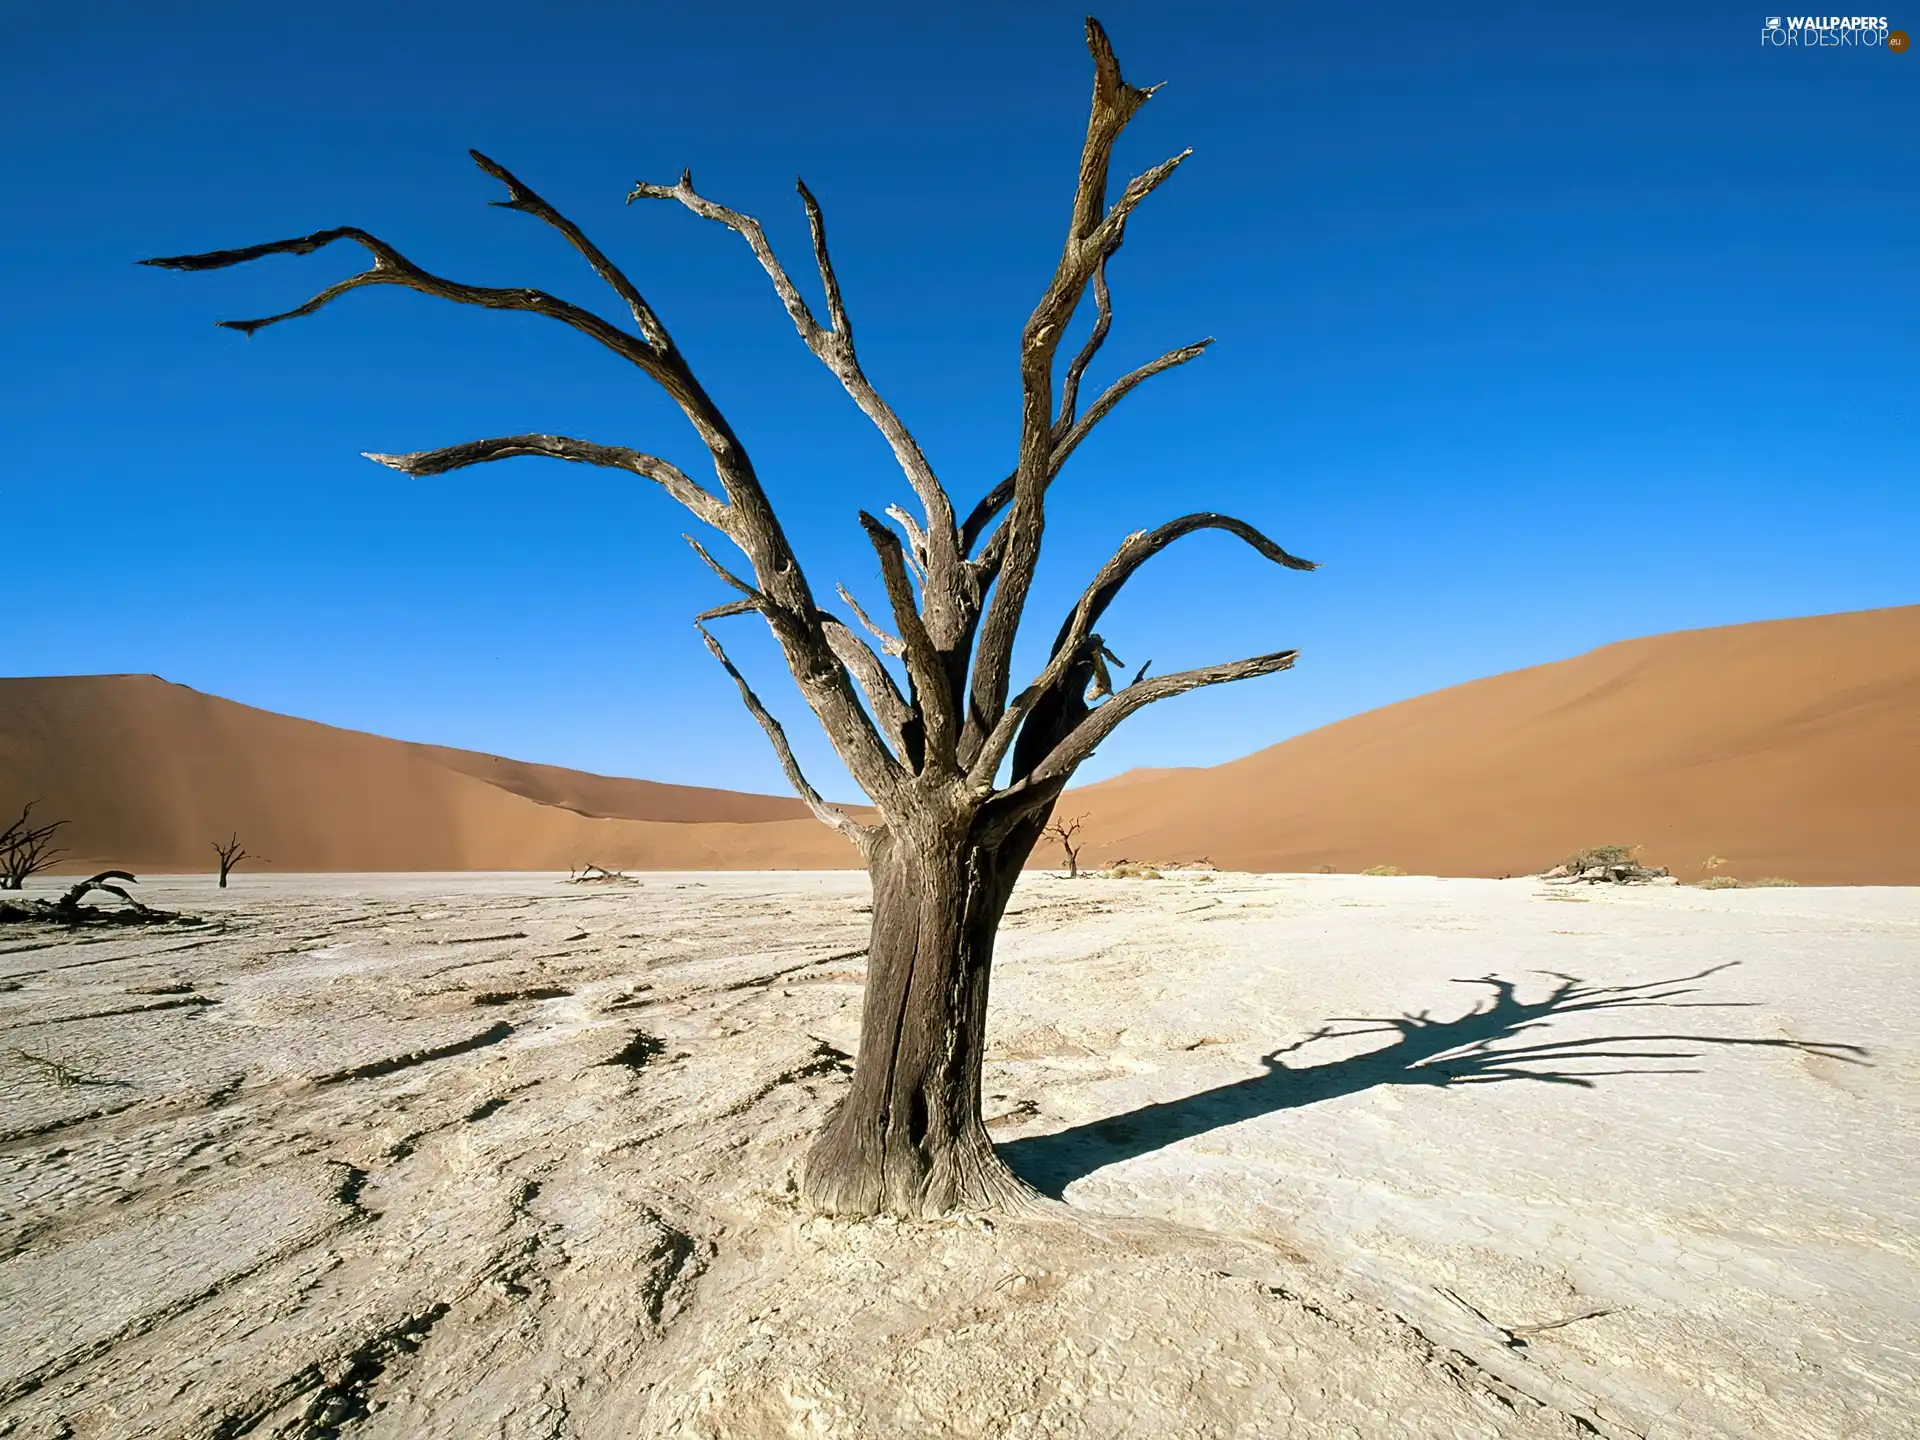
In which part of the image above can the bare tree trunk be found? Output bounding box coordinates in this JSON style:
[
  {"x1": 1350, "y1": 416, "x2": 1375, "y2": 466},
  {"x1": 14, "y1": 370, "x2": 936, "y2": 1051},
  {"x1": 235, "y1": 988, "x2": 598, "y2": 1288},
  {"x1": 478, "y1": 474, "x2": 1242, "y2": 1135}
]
[{"x1": 803, "y1": 814, "x2": 1048, "y2": 1217}]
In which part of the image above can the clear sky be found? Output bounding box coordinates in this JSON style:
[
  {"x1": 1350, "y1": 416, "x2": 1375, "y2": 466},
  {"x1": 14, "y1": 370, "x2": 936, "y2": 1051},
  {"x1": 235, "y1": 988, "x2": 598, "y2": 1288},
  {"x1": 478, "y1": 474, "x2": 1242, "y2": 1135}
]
[{"x1": 5, "y1": 1, "x2": 1914, "y2": 800}]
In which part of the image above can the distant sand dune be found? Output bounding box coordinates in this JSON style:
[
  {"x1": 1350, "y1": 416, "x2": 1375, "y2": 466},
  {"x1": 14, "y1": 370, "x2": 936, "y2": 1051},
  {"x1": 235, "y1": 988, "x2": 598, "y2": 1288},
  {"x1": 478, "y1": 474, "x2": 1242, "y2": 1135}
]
[
  {"x1": 2, "y1": 604, "x2": 1915, "y2": 882},
  {"x1": 1068, "y1": 604, "x2": 1920, "y2": 886},
  {"x1": 0, "y1": 674, "x2": 860, "y2": 873}
]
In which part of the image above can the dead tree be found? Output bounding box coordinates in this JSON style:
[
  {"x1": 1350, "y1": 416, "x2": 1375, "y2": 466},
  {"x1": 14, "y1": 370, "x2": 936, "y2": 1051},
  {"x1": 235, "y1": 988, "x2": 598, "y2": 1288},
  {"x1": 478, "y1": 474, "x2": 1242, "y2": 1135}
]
[
  {"x1": 1044, "y1": 814, "x2": 1089, "y2": 878},
  {"x1": 0, "y1": 803, "x2": 67, "y2": 890},
  {"x1": 142, "y1": 18, "x2": 1316, "y2": 1219},
  {"x1": 211, "y1": 833, "x2": 261, "y2": 887}
]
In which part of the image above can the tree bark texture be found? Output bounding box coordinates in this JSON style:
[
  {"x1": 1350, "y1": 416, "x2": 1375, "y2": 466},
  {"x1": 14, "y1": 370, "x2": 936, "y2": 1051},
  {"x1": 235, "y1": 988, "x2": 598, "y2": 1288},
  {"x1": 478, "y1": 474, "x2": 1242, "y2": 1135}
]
[{"x1": 804, "y1": 811, "x2": 1050, "y2": 1218}]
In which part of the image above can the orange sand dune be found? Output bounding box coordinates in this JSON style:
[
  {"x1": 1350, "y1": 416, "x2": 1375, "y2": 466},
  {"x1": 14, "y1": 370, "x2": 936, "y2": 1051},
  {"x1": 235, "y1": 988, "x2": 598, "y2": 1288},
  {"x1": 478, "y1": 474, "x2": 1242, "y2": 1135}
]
[
  {"x1": 3, "y1": 605, "x2": 1915, "y2": 883},
  {"x1": 1064, "y1": 605, "x2": 1920, "y2": 886},
  {"x1": 0, "y1": 675, "x2": 859, "y2": 873}
]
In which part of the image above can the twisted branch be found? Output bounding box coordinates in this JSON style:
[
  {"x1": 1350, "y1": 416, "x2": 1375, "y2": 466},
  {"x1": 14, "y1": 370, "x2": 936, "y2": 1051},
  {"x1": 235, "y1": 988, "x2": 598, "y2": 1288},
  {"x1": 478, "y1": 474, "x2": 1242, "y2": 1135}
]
[
  {"x1": 628, "y1": 170, "x2": 961, "y2": 612},
  {"x1": 695, "y1": 621, "x2": 872, "y2": 848},
  {"x1": 365, "y1": 434, "x2": 729, "y2": 531},
  {"x1": 819, "y1": 615, "x2": 916, "y2": 761},
  {"x1": 967, "y1": 18, "x2": 1189, "y2": 740},
  {"x1": 859, "y1": 511, "x2": 956, "y2": 763},
  {"x1": 961, "y1": 336, "x2": 1214, "y2": 562},
  {"x1": 470, "y1": 149, "x2": 673, "y2": 348},
  {"x1": 1024, "y1": 647, "x2": 1300, "y2": 792},
  {"x1": 968, "y1": 513, "x2": 1312, "y2": 789},
  {"x1": 145, "y1": 167, "x2": 907, "y2": 808}
]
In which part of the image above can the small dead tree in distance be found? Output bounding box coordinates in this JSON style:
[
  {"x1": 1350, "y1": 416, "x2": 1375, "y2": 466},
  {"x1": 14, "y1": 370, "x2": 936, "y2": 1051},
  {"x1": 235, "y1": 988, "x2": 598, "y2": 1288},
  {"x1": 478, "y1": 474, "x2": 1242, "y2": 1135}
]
[
  {"x1": 212, "y1": 832, "x2": 262, "y2": 888},
  {"x1": 142, "y1": 19, "x2": 1316, "y2": 1219},
  {"x1": 1, "y1": 803, "x2": 67, "y2": 890},
  {"x1": 1044, "y1": 814, "x2": 1090, "y2": 878}
]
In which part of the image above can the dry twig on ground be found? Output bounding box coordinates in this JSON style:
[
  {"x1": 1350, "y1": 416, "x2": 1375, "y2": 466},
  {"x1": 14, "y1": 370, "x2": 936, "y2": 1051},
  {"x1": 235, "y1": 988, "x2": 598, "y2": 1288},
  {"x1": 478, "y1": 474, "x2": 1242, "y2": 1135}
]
[{"x1": 567, "y1": 863, "x2": 637, "y2": 885}]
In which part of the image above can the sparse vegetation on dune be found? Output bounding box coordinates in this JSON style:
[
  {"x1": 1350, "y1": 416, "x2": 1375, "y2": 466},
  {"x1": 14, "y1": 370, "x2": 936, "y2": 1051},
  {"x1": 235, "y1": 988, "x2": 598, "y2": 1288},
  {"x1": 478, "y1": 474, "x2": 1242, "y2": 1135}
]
[
  {"x1": 1361, "y1": 865, "x2": 1408, "y2": 876},
  {"x1": 1564, "y1": 844, "x2": 1638, "y2": 872},
  {"x1": 1687, "y1": 857, "x2": 1799, "y2": 890}
]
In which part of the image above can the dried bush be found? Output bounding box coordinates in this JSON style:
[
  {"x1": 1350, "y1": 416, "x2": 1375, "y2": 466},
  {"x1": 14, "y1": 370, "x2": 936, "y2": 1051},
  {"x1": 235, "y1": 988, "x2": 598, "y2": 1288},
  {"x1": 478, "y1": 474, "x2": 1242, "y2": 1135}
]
[
  {"x1": 1544, "y1": 844, "x2": 1669, "y2": 885},
  {"x1": 1564, "y1": 844, "x2": 1637, "y2": 872}
]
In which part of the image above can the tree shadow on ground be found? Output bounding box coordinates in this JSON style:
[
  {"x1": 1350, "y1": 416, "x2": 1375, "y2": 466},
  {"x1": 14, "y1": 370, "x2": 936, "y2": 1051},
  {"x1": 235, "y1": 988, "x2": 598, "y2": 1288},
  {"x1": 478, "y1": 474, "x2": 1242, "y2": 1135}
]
[{"x1": 999, "y1": 962, "x2": 1869, "y2": 1197}]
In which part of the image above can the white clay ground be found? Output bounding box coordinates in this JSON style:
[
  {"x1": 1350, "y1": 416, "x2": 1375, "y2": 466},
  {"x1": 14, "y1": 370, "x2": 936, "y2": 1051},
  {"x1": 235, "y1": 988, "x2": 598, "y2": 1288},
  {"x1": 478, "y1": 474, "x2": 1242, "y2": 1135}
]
[{"x1": 1, "y1": 871, "x2": 1913, "y2": 1439}]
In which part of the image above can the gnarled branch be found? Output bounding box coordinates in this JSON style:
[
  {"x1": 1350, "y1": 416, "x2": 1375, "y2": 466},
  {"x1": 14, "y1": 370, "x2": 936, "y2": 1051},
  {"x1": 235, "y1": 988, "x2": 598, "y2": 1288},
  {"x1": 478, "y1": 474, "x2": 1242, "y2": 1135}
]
[
  {"x1": 1053, "y1": 513, "x2": 1316, "y2": 653},
  {"x1": 364, "y1": 434, "x2": 729, "y2": 531},
  {"x1": 470, "y1": 149, "x2": 674, "y2": 349},
  {"x1": 819, "y1": 614, "x2": 917, "y2": 762},
  {"x1": 837, "y1": 584, "x2": 903, "y2": 657},
  {"x1": 1026, "y1": 647, "x2": 1300, "y2": 790},
  {"x1": 859, "y1": 511, "x2": 956, "y2": 763},
  {"x1": 967, "y1": 513, "x2": 1311, "y2": 789},
  {"x1": 629, "y1": 171, "x2": 961, "y2": 608},
  {"x1": 684, "y1": 534, "x2": 761, "y2": 599},
  {"x1": 967, "y1": 18, "x2": 1186, "y2": 741},
  {"x1": 695, "y1": 621, "x2": 872, "y2": 849},
  {"x1": 1055, "y1": 240, "x2": 1122, "y2": 440},
  {"x1": 961, "y1": 336, "x2": 1213, "y2": 562},
  {"x1": 140, "y1": 225, "x2": 661, "y2": 367},
  {"x1": 147, "y1": 180, "x2": 907, "y2": 807},
  {"x1": 796, "y1": 178, "x2": 852, "y2": 340}
]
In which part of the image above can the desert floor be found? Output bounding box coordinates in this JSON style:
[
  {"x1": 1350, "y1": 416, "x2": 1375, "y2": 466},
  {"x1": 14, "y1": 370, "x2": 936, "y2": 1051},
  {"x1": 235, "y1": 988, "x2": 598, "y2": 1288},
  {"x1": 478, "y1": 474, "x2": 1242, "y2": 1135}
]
[{"x1": 1, "y1": 871, "x2": 1913, "y2": 1439}]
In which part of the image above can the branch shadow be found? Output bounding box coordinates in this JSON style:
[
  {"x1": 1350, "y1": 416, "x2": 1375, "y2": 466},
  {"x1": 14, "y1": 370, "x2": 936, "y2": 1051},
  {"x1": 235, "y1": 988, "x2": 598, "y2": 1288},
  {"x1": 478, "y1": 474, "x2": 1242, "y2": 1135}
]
[{"x1": 998, "y1": 962, "x2": 1870, "y2": 1198}]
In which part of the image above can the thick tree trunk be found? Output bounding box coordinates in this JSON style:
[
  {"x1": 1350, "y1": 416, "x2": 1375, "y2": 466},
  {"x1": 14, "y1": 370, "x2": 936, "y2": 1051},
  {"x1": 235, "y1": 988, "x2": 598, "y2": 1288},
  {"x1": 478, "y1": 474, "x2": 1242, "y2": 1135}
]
[
  {"x1": 218, "y1": 867, "x2": 230, "y2": 889},
  {"x1": 801, "y1": 816, "x2": 1047, "y2": 1218}
]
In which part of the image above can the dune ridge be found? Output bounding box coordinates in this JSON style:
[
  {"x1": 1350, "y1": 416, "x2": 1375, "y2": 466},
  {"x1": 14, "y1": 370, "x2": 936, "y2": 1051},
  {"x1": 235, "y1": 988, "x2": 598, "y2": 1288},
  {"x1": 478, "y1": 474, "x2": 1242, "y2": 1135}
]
[
  {"x1": 1067, "y1": 604, "x2": 1920, "y2": 886},
  {"x1": 0, "y1": 674, "x2": 859, "y2": 873},
  {"x1": 2, "y1": 604, "x2": 1915, "y2": 883}
]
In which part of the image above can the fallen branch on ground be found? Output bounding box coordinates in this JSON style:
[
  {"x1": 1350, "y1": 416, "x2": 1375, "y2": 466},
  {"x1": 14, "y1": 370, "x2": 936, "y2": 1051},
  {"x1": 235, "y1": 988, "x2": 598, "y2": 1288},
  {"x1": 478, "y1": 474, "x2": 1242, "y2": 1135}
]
[
  {"x1": 0, "y1": 871, "x2": 199, "y2": 927},
  {"x1": 567, "y1": 863, "x2": 637, "y2": 885}
]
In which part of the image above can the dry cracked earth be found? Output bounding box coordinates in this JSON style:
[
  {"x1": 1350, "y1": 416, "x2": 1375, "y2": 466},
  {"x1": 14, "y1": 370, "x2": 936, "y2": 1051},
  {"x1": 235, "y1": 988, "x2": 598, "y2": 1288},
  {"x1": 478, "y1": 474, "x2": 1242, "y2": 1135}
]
[{"x1": 1, "y1": 871, "x2": 1914, "y2": 1439}]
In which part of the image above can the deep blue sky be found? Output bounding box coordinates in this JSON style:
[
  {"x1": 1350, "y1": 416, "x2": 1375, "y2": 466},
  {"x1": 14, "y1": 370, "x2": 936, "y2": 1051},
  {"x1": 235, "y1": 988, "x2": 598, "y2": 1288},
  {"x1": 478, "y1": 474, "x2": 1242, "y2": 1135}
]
[{"x1": 5, "y1": 1, "x2": 1914, "y2": 799}]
